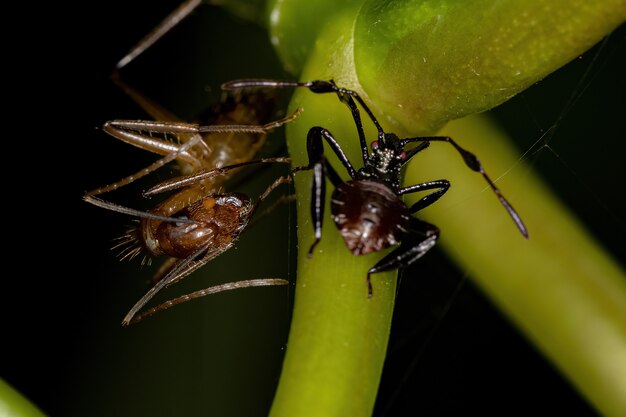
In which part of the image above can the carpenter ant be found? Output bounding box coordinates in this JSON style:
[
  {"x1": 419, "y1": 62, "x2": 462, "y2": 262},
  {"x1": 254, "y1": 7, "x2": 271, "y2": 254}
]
[
  {"x1": 85, "y1": 155, "x2": 294, "y2": 325},
  {"x1": 224, "y1": 79, "x2": 529, "y2": 297},
  {"x1": 84, "y1": 91, "x2": 300, "y2": 325},
  {"x1": 86, "y1": 1, "x2": 302, "y2": 324}
]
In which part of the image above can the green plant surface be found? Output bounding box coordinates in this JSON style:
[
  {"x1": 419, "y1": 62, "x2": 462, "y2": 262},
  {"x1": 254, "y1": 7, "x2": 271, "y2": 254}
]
[
  {"x1": 265, "y1": 1, "x2": 626, "y2": 416},
  {"x1": 0, "y1": 379, "x2": 47, "y2": 417},
  {"x1": 415, "y1": 114, "x2": 626, "y2": 417}
]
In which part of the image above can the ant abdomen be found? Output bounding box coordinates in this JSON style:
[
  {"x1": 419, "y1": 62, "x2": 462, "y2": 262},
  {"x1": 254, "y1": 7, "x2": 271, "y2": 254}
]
[{"x1": 142, "y1": 193, "x2": 253, "y2": 259}]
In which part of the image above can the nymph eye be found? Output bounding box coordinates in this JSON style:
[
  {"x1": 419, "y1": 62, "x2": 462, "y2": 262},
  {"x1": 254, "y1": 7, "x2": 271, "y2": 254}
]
[
  {"x1": 371, "y1": 140, "x2": 379, "y2": 150},
  {"x1": 399, "y1": 150, "x2": 407, "y2": 160}
]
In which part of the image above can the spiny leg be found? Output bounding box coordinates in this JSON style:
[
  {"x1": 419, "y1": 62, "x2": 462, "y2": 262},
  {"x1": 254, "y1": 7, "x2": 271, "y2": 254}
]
[
  {"x1": 150, "y1": 256, "x2": 179, "y2": 285},
  {"x1": 83, "y1": 195, "x2": 196, "y2": 224},
  {"x1": 110, "y1": 71, "x2": 182, "y2": 122},
  {"x1": 88, "y1": 109, "x2": 300, "y2": 196},
  {"x1": 121, "y1": 172, "x2": 293, "y2": 325},
  {"x1": 366, "y1": 218, "x2": 440, "y2": 297},
  {"x1": 115, "y1": 0, "x2": 203, "y2": 70},
  {"x1": 122, "y1": 244, "x2": 212, "y2": 325},
  {"x1": 85, "y1": 133, "x2": 204, "y2": 196},
  {"x1": 222, "y1": 79, "x2": 386, "y2": 162},
  {"x1": 105, "y1": 103, "x2": 299, "y2": 147},
  {"x1": 252, "y1": 176, "x2": 293, "y2": 212},
  {"x1": 103, "y1": 106, "x2": 299, "y2": 158},
  {"x1": 400, "y1": 136, "x2": 529, "y2": 238},
  {"x1": 98, "y1": 113, "x2": 223, "y2": 188},
  {"x1": 128, "y1": 279, "x2": 289, "y2": 324},
  {"x1": 143, "y1": 157, "x2": 292, "y2": 196},
  {"x1": 248, "y1": 194, "x2": 297, "y2": 228},
  {"x1": 222, "y1": 79, "x2": 385, "y2": 139}
]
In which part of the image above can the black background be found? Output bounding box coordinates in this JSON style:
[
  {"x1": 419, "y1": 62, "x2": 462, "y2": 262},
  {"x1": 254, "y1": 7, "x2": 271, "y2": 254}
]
[{"x1": 3, "y1": 1, "x2": 624, "y2": 416}]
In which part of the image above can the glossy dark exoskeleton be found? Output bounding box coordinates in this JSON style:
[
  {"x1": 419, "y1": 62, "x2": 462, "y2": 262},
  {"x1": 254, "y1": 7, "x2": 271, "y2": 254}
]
[{"x1": 224, "y1": 79, "x2": 529, "y2": 296}]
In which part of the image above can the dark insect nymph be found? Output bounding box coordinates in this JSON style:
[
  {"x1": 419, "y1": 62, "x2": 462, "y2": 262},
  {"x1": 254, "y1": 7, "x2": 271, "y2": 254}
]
[{"x1": 224, "y1": 79, "x2": 529, "y2": 297}]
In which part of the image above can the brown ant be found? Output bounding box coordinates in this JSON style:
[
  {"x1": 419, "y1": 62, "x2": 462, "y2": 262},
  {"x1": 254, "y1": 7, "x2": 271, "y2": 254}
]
[
  {"x1": 224, "y1": 79, "x2": 529, "y2": 297},
  {"x1": 85, "y1": 151, "x2": 296, "y2": 325},
  {"x1": 85, "y1": 154, "x2": 295, "y2": 325},
  {"x1": 84, "y1": 85, "x2": 300, "y2": 325},
  {"x1": 85, "y1": 4, "x2": 305, "y2": 325}
]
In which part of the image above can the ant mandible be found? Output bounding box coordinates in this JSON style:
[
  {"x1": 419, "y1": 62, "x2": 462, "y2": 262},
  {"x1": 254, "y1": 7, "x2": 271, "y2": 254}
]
[{"x1": 224, "y1": 79, "x2": 529, "y2": 297}]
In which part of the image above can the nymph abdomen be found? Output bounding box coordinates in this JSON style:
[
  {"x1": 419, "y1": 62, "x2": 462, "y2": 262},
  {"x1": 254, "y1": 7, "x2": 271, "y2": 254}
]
[{"x1": 331, "y1": 180, "x2": 410, "y2": 255}]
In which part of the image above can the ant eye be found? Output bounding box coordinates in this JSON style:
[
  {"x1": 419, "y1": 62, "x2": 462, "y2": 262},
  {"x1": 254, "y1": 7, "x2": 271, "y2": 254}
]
[{"x1": 371, "y1": 141, "x2": 379, "y2": 150}]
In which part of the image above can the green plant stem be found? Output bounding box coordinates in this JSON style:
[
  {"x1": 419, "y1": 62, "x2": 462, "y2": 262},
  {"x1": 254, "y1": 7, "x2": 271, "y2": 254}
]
[
  {"x1": 0, "y1": 379, "x2": 47, "y2": 417},
  {"x1": 411, "y1": 114, "x2": 626, "y2": 417},
  {"x1": 269, "y1": 14, "x2": 397, "y2": 416},
  {"x1": 264, "y1": 1, "x2": 626, "y2": 416}
]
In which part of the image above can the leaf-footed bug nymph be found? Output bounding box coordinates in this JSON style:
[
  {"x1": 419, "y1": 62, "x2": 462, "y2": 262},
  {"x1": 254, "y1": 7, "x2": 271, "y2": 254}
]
[{"x1": 223, "y1": 79, "x2": 529, "y2": 297}]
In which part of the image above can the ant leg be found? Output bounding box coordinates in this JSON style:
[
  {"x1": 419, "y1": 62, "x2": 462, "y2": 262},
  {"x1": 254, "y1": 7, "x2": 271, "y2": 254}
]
[
  {"x1": 248, "y1": 194, "x2": 297, "y2": 228},
  {"x1": 90, "y1": 109, "x2": 300, "y2": 196},
  {"x1": 223, "y1": 79, "x2": 383, "y2": 164},
  {"x1": 85, "y1": 133, "x2": 205, "y2": 196},
  {"x1": 122, "y1": 244, "x2": 215, "y2": 325},
  {"x1": 398, "y1": 180, "x2": 451, "y2": 214},
  {"x1": 366, "y1": 218, "x2": 440, "y2": 297},
  {"x1": 102, "y1": 119, "x2": 207, "y2": 168},
  {"x1": 150, "y1": 257, "x2": 179, "y2": 285},
  {"x1": 255, "y1": 176, "x2": 293, "y2": 208},
  {"x1": 103, "y1": 96, "x2": 299, "y2": 155},
  {"x1": 83, "y1": 196, "x2": 197, "y2": 224},
  {"x1": 223, "y1": 79, "x2": 385, "y2": 137},
  {"x1": 121, "y1": 174, "x2": 293, "y2": 325},
  {"x1": 144, "y1": 157, "x2": 292, "y2": 196},
  {"x1": 128, "y1": 279, "x2": 289, "y2": 325},
  {"x1": 111, "y1": 1, "x2": 205, "y2": 122},
  {"x1": 400, "y1": 136, "x2": 529, "y2": 238},
  {"x1": 110, "y1": 71, "x2": 182, "y2": 122},
  {"x1": 115, "y1": 0, "x2": 203, "y2": 70}
]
